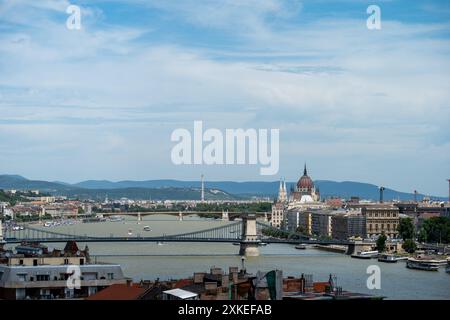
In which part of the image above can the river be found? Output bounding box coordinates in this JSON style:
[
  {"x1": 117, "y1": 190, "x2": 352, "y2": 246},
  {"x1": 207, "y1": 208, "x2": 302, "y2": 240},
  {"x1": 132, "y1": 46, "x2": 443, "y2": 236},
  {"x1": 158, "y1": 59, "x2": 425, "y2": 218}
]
[{"x1": 19, "y1": 214, "x2": 450, "y2": 300}]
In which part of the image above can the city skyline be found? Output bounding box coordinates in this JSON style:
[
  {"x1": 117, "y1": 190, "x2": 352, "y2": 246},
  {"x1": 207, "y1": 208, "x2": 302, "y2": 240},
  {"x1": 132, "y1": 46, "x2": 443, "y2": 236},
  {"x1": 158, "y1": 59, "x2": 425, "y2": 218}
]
[{"x1": 0, "y1": 0, "x2": 449, "y2": 196}]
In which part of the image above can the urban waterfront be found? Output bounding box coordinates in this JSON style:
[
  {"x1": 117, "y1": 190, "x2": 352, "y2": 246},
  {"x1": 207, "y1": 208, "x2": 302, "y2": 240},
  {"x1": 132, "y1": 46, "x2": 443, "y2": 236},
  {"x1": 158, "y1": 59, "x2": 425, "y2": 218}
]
[{"x1": 21, "y1": 215, "x2": 450, "y2": 300}]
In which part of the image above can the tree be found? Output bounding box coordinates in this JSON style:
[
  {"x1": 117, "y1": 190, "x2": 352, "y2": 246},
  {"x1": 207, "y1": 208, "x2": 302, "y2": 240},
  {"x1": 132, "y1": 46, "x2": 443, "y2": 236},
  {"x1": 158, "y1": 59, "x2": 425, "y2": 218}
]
[
  {"x1": 376, "y1": 233, "x2": 387, "y2": 252},
  {"x1": 397, "y1": 217, "x2": 415, "y2": 240},
  {"x1": 421, "y1": 217, "x2": 450, "y2": 244},
  {"x1": 417, "y1": 228, "x2": 427, "y2": 243},
  {"x1": 402, "y1": 239, "x2": 417, "y2": 254},
  {"x1": 296, "y1": 226, "x2": 305, "y2": 234}
]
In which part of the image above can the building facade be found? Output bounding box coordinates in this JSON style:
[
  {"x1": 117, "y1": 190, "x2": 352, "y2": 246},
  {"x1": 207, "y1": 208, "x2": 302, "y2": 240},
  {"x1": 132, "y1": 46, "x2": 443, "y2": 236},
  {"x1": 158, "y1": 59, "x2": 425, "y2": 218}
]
[
  {"x1": 0, "y1": 241, "x2": 126, "y2": 300},
  {"x1": 311, "y1": 211, "x2": 334, "y2": 238},
  {"x1": 362, "y1": 205, "x2": 399, "y2": 239},
  {"x1": 271, "y1": 203, "x2": 286, "y2": 228},
  {"x1": 332, "y1": 211, "x2": 366, "y2": 240}
]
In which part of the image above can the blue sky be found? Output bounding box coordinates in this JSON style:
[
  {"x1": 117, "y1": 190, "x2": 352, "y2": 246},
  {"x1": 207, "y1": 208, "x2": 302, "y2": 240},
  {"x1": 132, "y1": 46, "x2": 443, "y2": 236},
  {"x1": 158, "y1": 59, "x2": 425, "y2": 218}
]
[{"x1": 0, "y1": 0, "x2": 449, "y2": 196}]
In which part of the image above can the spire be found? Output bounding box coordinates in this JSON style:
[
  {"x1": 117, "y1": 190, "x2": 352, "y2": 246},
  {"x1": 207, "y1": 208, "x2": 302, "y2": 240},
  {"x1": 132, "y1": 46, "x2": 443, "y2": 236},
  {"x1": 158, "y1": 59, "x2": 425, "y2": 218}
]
[{"x1": 303, "y1": 163, "x2": 307, "y2": 176}]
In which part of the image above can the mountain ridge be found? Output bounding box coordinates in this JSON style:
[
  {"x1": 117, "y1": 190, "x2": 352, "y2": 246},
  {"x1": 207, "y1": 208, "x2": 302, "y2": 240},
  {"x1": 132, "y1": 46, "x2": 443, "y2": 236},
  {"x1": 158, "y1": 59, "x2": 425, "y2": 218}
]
[{"x1": 0, "y1": 174, "x2": 445, "y2": 201}]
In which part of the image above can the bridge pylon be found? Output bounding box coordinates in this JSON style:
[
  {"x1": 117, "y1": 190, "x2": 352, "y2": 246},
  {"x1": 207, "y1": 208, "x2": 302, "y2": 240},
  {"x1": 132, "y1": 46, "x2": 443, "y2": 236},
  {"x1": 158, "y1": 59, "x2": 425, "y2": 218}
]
[
  {"x1": 222, "y1": 210, "x2": 229, "y2": 221},
  {"x1": 137, "y1": 213, "x2": 142, "y2": 223},
  {"x1": 179, "y1": 211, "x2": 183, "y2": 221},
  {"x1": 239, "y1": 215, "x2": 260, "y2": 257}
]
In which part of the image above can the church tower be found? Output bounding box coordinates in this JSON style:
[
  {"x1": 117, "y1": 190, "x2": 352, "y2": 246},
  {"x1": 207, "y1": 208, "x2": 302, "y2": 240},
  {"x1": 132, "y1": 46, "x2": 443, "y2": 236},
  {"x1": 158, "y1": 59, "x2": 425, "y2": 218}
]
[{"x1": 277, "y1": 178, "x2": 287, "y2": 203}]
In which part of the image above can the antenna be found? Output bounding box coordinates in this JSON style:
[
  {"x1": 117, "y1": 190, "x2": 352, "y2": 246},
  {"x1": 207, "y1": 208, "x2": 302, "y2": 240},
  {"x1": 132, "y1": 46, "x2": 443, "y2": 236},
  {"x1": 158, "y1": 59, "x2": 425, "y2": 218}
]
[
  {"x1": 201, "y1": 174, "x2": 205, "y2": 202},
  {"x1": 447, "y1": 179, "x2": 450, "y2": 203}
]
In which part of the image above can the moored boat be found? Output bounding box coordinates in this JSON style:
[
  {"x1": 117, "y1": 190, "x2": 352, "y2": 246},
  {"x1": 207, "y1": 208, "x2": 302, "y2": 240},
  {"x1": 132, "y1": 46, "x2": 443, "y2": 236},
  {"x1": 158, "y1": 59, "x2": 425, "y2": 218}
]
[
  {"x1": 143, "y1": 226, "x2": 151, "y2": 231},
  {"x1": 351, "y1": 250, "x2": 379, "y2": 259},
  {"x1": 378, "y1": 254, "x2": 398, "y2": 263},
  {"x1": 295, "y1": 244, "x2": 307, "y2": 250},
  {"x1": 406, "y1": 257, "x2": 439, "y2": 271},
  {"x1": 109, "y1": 216, "x2": 124, "y2": 222}
]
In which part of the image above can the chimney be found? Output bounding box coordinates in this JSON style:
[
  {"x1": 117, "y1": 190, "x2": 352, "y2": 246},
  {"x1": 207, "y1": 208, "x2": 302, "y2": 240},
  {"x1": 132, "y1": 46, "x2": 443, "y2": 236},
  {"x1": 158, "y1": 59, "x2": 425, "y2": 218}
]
[
  {"x1": 126, "y1": 279, "x2": 133, "y2": 287},
  {"x1": 379, "y1": 187, "x2": 385, "y2": 203}
]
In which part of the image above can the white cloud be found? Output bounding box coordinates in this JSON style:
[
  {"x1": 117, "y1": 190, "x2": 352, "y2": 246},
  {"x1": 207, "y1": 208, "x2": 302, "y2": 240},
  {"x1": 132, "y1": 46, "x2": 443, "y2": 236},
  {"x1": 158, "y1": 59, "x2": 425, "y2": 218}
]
[{"x1": 0, "y1": 0, "x2": 449, "y2": 195}]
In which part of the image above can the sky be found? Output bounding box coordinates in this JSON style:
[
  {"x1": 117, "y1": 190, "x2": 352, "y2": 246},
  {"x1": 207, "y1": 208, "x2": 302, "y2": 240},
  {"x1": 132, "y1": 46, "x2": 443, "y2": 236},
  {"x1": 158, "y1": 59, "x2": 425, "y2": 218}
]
[{"x1": 0, "y1": 0, "x2": 449, "y2": 196}]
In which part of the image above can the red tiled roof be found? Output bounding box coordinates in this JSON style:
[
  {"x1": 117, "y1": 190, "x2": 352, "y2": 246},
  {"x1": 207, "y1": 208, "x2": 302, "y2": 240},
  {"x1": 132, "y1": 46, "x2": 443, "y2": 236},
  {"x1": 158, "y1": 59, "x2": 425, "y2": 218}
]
[
  {"x1": 174, "y1": 279, "x2": 193, "y2": 288},
  {"x1": 86, "y1": 283, "x2": 146, "y2": 300}
]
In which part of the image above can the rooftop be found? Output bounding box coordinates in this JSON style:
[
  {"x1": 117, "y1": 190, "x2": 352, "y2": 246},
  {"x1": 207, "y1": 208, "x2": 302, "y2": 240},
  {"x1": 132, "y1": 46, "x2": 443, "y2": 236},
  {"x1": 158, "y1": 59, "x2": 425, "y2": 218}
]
[{"x1": 86, "y1": 283, "x2": 146, "y2": 300}]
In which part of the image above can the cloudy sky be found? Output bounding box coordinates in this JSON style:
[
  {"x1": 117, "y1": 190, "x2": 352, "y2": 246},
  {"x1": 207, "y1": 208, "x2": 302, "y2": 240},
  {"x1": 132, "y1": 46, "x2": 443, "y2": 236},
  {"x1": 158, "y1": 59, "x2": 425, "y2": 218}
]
[{"x1": 0, "y1": 0, "x2": 449, "y2": 196}]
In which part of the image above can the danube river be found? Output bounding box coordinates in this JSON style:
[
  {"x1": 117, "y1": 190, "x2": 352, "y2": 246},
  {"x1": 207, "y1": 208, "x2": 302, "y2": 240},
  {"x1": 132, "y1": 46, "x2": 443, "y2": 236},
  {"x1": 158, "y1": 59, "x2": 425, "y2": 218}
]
[{"x1": 26, "y1": 215, "x2": 450, "y2": 300}]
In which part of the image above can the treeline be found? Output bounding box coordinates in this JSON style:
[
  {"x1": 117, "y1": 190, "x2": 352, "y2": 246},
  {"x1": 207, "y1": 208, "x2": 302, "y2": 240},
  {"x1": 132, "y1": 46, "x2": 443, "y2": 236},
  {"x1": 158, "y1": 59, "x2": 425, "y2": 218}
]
[
  {"x1": 0, "y1": 190, "x2": 30, "y2": 206},
  {"x1": 418, "y1": 217, "x2": 450, "y2": 244},
  {"x1": 194, "y1": 202, "x2": 272, "y2": 212}
]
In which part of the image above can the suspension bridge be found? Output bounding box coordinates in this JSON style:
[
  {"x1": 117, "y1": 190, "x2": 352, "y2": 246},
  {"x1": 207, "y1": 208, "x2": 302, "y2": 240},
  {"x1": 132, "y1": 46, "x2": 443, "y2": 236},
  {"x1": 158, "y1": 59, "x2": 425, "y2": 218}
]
[{"x1": 1, "y1": 216, "x2": 357, "y2": 256}]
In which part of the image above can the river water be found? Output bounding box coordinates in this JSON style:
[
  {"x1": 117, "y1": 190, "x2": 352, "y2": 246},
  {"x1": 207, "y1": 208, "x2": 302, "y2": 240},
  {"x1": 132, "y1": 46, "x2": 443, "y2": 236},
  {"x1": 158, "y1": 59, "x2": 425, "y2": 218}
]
[{"x1": 22, "y1": 215, "x2": 450, "y2": 300}]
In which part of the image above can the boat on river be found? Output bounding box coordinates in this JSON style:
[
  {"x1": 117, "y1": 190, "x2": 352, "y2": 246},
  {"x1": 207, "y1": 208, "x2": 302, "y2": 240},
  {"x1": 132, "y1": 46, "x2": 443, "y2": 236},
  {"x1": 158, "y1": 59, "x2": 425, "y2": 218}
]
[
  {"x1": 143, "y1": 226, "x2": 151, "y2": 231},
  {"x1": 378, "y1": 254, "x2": 404, "y2": 263},
  {"x1": 406, "y1": 257, "x2": 440, "y2": 271},
  {"x1": 295, "y1": 245, "x2": 307, "y2": 250},
  {"x1": 351, "y1": 250, "x2": 379, "y2": 259},
  {"x1": 109, "y1": 216, "x2": 124, "y2": 222}
]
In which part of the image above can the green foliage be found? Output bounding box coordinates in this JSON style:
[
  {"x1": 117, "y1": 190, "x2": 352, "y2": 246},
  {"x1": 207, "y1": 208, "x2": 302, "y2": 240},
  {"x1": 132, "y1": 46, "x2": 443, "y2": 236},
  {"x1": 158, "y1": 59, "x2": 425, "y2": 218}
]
[
  {"x1": 194, "y1": 202, "x2": 272, "y2": 213},
  {"x1": 417, "y1": 228, "x2": 427, "y2": 243},
  {"x1": 421, "y1": 217, "x2": 450, "y2": 244},
  {"x1": 402, "y1": 239, "x2": 417, "y2": 254},
  {"x1": 376, "y1": 233, "x2": 387, "y2": 252},
  {"x1": 0, "y1": 189, "x2": 29, "y2": 206},
  {"x1": 262, "y1": 228, "x2": 290, "y2": 239},
  {"x1": 397, "y1": 217, "x2": 415, "y2": 240}
]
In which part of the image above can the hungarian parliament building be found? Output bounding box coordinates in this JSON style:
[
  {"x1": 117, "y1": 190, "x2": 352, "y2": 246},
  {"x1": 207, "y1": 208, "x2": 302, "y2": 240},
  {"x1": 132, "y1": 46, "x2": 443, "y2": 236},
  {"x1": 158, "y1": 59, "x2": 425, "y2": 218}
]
[
  {"x1": 270, "y1": 164, "x2": 400, "y2": 241},
  {"x1": 271, "y1": 164, "x2": 326, "y2": 228}
]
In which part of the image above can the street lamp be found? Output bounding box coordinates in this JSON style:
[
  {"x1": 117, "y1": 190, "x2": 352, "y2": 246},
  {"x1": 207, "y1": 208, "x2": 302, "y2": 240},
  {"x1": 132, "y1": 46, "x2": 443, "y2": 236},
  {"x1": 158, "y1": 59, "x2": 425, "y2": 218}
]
[{"x1": 241, "y1": 256, "x2": 246, "y2": 273}]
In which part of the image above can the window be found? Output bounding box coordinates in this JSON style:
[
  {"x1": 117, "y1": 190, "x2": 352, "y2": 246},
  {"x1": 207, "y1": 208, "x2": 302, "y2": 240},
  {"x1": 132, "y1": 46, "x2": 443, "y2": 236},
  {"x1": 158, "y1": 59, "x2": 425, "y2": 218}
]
[
  {"x1": 37, "y1": 275, "x2": 50, "y2": 281},
  {"x1": 33, "y1": 259, "x2": 38, "y2": 266},
  {"x1": 64, "y1": 259, "x2": 69, "y2": 265},
  {"x1": 18, "y1": 274, "x2": 27, "y2": 282},
  {"x1": 19, "y1": 259, "x2": 24, "y2": 265},
  {"x1": 107, "y1": 273, "x2": 114, "y2": 280},
  {"x1": 80, "y1": 258, "x2": 84, "y2": 265}
]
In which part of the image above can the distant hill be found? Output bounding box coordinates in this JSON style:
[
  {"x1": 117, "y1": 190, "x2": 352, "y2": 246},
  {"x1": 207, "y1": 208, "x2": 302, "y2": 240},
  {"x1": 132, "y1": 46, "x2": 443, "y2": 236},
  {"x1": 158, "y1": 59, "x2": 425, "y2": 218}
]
[
  {"x1": 0, "y1": 175, "x2": 76, "y2": 192},
  {"x1": 0, "y1": 174, "x2": 445, "y2": 201},
  {"x1": 314, "y1": 180, "x2": 432, "y2": 201},
  {"x1": 0, "y1": 175, "x2": 238, "y2": 201},
  {"x1": 58, "y1": 187, "x2": 239, "y2": 201},
  {"x1": 74, "y1": 178, "x2": 444, "y2": 201}
]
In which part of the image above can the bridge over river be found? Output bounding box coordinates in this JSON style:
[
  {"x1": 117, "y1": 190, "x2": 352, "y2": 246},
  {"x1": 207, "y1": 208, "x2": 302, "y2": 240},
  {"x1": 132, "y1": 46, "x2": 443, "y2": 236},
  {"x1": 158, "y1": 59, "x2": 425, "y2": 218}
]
[{"x1": 1, "y1": 216, "x2": 362, "y2": 256}]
